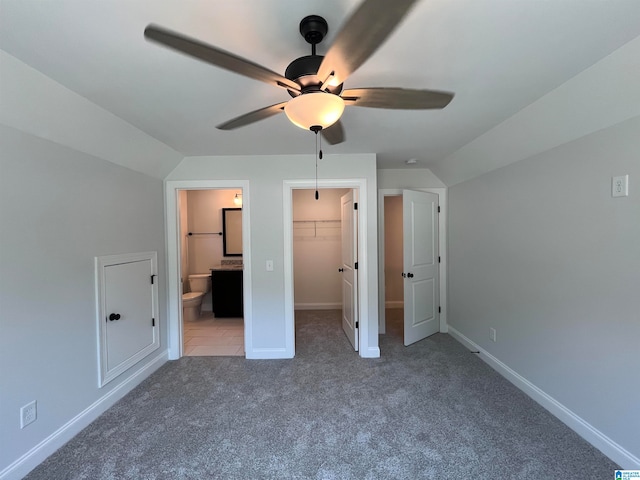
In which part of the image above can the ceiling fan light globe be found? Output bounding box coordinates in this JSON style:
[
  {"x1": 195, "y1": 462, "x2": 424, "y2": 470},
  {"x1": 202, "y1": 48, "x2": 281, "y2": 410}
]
[{"x1": 284, "y1": 92, "x2": 345, "y2": 130}]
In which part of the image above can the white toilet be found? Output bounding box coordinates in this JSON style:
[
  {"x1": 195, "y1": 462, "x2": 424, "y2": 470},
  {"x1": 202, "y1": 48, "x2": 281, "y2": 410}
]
[{"x1": 182, "y1": 273, "x2": 212, "y2": 322}]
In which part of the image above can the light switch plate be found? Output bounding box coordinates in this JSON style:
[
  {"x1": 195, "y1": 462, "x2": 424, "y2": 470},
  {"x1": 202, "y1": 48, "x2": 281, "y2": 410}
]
[{"x1": 612, "y1": 175, "x2": 629, "y2": 197}]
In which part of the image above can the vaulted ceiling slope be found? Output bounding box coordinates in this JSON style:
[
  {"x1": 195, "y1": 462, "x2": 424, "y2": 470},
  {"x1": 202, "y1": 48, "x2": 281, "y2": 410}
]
[{"x1": 1, "y1": 0, "x2": 639, "y2": 183}]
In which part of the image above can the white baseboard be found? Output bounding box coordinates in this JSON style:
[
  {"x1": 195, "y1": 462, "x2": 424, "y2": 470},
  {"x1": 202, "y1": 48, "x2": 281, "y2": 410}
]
[
  {"x1": 385, "y1": 301, "x2": 404, "y2": 309},
  {"x1": 447, "y1": 326, "x2": 640, "y2": 469},
  {"x1": 361, "y1": 346, "x2": 381, "y2": 358},
  {"x1": 0, "y1": 350, "x2": 168, "y2": 480},
  {"x1": 294, "y1": 303, "x2": 342, "y2": 310},
  {"x1": 245, "y1": 347, "x2": 292, "y2": 359}
]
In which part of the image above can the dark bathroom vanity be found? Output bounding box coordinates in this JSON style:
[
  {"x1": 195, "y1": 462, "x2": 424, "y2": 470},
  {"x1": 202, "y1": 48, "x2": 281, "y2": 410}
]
[{"x1": 211, "y1": 265, "x2": 243, "y2": 318}]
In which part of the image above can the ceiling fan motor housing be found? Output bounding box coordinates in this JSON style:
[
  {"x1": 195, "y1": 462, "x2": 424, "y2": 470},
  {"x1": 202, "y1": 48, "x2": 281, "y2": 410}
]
[{"x1": 284, "y1": 55, "x2": 343, "y2": 97}]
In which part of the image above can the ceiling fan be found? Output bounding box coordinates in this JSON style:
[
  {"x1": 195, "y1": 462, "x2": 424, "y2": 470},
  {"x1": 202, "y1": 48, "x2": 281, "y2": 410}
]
[{"x1": 144, "y1": 0, "x2": 454, "y2": 145}]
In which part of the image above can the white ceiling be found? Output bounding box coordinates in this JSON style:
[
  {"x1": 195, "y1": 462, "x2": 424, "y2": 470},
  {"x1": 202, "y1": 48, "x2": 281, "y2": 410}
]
[{"x1": 1, "y1": 0, "x2": 639, "y2": 172}]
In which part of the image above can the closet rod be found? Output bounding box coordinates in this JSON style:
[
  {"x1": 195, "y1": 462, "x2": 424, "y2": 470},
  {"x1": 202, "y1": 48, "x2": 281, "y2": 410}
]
[{"x1": 188, "y1": 232, "x2": 222, "y2": 236}]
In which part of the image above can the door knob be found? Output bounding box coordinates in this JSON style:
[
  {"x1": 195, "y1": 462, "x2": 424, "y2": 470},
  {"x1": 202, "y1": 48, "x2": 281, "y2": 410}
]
[
  {"x1": 407, "y1": 273, "x2": 414, "y2": 278},
  {"x1": 338, "y1": 268, "x2": 344, "y2": 272},
  {"x1": 109, "y1": 313, "x2": 121, "y2": 321}
]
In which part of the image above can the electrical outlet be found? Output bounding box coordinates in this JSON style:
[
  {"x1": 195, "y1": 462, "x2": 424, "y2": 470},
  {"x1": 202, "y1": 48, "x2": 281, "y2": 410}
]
[
  {"x1": 266, "y1": 260, "x2": 274, "y2": 272},
  {"x1": 612, "y1": 175, "x2": 629, "y2": 197},
  {"x1": 489, "y1": 328, "x2": 497, "y2": 342},
  {"x1": 20, "y1": 401, "x2": 37, "y2": 428}
]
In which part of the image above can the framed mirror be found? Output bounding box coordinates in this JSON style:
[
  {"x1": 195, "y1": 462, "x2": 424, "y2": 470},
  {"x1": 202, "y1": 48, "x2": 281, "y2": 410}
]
[{"x1": 222, "y1": 208, "x2": 242, "y2": 256}]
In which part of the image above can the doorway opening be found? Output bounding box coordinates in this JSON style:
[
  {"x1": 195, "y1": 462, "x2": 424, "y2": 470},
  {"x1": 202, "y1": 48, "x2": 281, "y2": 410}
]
[
  {"x1": 378, "y1": 189, "x2": 447, "y2": 347},
  {"x1": 291, "y1": 188, "x2": 353, "y2": 353},
  {"x1": 283, "y1": 178, "x2": 374, "y2": 358},
  {"x1": 179, "y1": 189, "x2": 244, "y2": 356},
  {"x1": 382, "y1": 195, "x2": 405, "y2": 343},
  {"x1": 165, "y1": 180, "x2": 251, "y2": 361}
]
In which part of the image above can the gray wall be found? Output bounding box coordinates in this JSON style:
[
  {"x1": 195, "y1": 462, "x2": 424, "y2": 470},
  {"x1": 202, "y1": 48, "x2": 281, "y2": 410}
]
[
  {"x1": 0, "y1": 125, "x2": 168, "y2": 474},
  {"x1": 377, "y1": 168, "x2": 446, "y2": 189},
  {"x1": 447, "y1": 116, "x2": 640, "y2": 462}
]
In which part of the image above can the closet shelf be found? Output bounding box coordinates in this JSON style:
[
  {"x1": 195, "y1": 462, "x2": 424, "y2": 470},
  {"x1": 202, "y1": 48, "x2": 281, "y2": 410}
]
[{"x1": 293, "y1": 219, "x2": 341, "y2": 240}]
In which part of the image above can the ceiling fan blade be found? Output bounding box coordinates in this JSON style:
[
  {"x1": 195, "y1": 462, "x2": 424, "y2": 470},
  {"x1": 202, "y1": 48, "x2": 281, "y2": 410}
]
[
  {"x1": 316, "y1": 0, "x2": 419, "y2": 86},
  {"x1": 144, "y1": 25, "x2": 301, "y2": 93},
  {"x1": 321, "y1": 121, "x2": 345, "y2": 145},
  {"x1": 216, "y1": 102, "x2": 288, "y2": 130},
  {"x1": 341, "y1": 88, "x2": 454, "y2": 109}
]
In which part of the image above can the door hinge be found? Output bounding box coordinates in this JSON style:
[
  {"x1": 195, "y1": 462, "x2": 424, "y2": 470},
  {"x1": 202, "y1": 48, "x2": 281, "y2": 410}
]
[
  {"x1": 151, "y1": 274, "x2": 156, "y2": 285},
  {"x1": 438, "y1": 205, "x2": 441, "y2": 213},
  {"x1": 355, "y1": 321, "x2": 359, "y2": 329},
  {"x1": 354, "y1": 202, "x2": 358, "y2": 210},
  {"x1": 438, "y1": 306, "x2": 441, "y2": 313},
  {"x1": 438, "y1": 256, "x2": 441, "y2": 263},
  {"x1": 152, "y1": 318, "x2": 155, "y2": 327},
  {"x1": 355, "y1": 262, "x2": 358, "y2": 269}
]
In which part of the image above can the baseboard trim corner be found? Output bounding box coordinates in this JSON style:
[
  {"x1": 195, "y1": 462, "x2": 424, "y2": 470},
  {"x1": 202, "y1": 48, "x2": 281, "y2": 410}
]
[
  {"x1": 361, "y1": 346, "x2": 381, "y2": 358},
  {"x1": 0, "y1": 350, "x2": 168, "y2": 480},
  {"x1": 447, "y1": 326, "x2": 640, "y2": 469}
]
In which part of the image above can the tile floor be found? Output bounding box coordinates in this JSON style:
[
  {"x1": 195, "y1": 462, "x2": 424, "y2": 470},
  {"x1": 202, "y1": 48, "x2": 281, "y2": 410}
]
[{"x1": 183, "y1": 311, "x2": 244, "y2": 356}]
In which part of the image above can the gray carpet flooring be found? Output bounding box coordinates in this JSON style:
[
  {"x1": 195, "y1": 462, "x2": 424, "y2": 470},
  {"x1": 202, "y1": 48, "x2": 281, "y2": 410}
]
[{"x1": 25, "y1": 310, "x2": 618, "y2": 479}]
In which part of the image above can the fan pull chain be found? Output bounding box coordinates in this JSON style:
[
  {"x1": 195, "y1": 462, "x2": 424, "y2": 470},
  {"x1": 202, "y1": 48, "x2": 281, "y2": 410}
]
[
  {"x1": 316, "y1": 133, "x2": 324, "y2": 199},
  {"x1": 315, "y1": 131, "x2": 319, "y2": 200},
  {"x1": 310, "y1": 126, "x2": 323, "y2": 200}
]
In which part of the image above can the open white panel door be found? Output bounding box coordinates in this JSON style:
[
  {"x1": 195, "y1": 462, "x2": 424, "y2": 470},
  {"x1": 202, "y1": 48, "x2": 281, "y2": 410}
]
[
  {"x1": 340, "y1": 189, "x2": 358, "y2": 351},
  {"x1": 403, "y1": 190, "x2": 439, "y2": 346}
]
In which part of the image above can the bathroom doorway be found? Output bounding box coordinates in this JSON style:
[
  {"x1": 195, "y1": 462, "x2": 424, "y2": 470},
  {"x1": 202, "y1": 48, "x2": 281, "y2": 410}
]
[
  {"x1": 175, "y1": 186, "x2": 247, "y2": 357},
  {"x1": 167, "y1": 181, "x2": 251, "y2": 359}
]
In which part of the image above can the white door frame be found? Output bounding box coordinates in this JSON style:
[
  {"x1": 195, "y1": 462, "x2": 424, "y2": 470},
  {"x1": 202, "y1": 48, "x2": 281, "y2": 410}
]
[
  {"x1": 283, "y1": 179, "x2": 371, "y2": 358},
  {"x1": 377, "y1": 188, "x2": 448, "y2": 335},
  {"x1": 165, "y1": 180, "x2": 252, "y2": 360}
]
